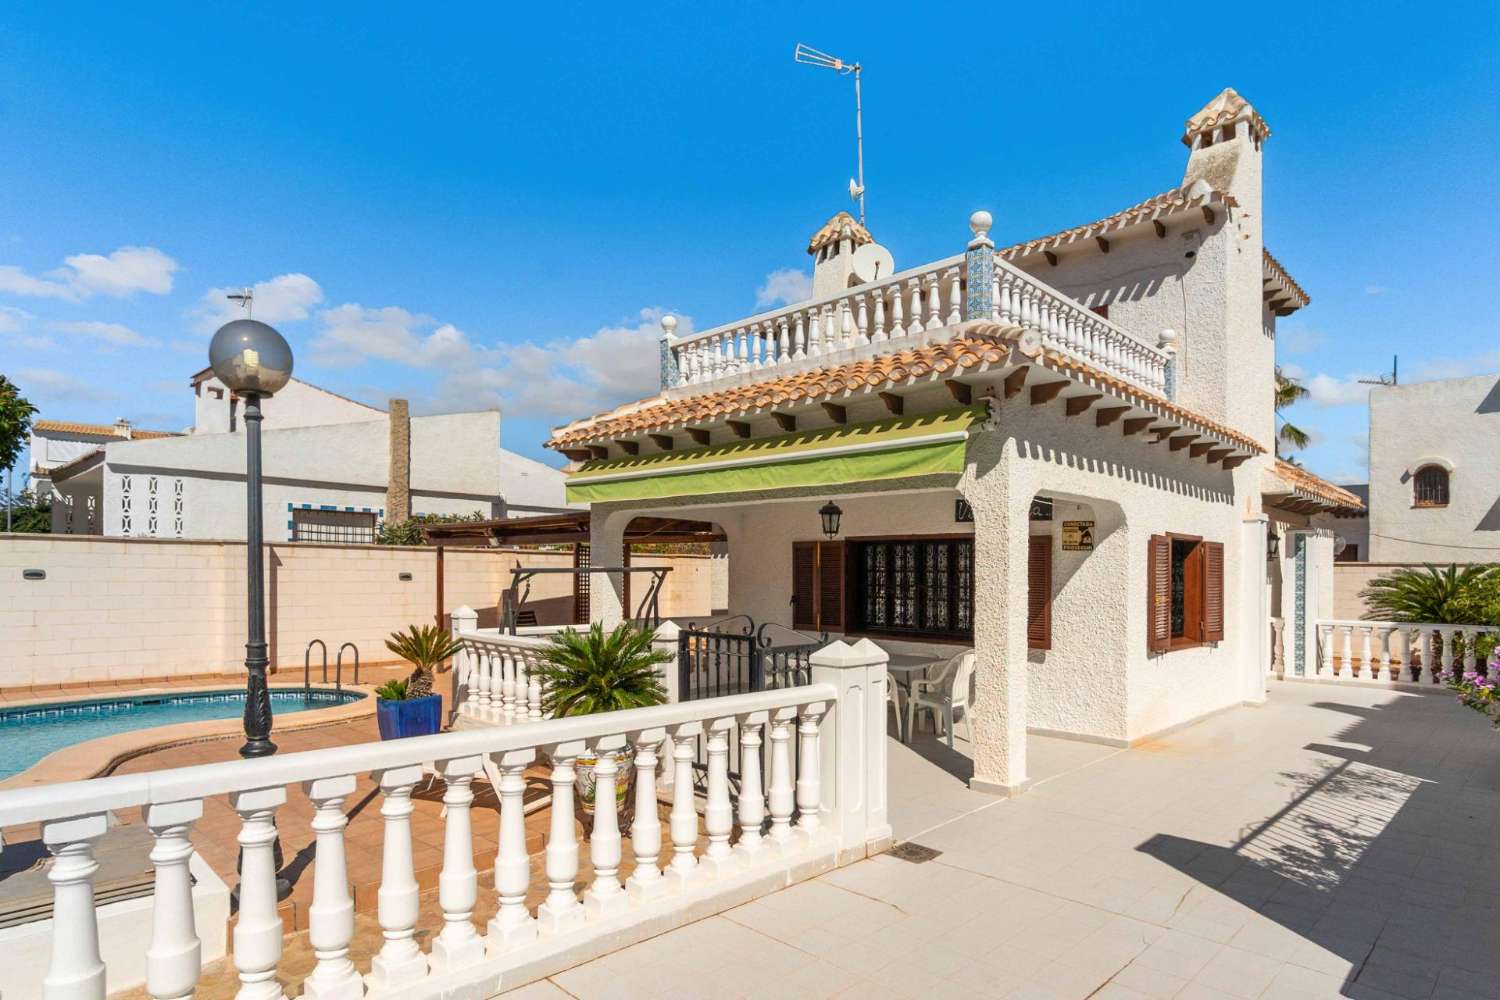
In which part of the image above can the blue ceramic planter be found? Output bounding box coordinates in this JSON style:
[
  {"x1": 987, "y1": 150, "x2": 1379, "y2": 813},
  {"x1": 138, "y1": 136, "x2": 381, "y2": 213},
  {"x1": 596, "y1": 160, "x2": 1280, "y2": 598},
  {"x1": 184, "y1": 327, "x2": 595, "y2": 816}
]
[{"x1": 376, "y1": 694, "x2": 443, "y2": 740}]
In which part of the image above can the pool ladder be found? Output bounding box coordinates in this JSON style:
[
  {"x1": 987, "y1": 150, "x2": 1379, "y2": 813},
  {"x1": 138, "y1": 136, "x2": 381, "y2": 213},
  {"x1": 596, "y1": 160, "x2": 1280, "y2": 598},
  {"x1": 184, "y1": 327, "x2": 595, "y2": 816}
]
[{"x1": 303, "y1": 640, "x2": 361, "y2": 695}]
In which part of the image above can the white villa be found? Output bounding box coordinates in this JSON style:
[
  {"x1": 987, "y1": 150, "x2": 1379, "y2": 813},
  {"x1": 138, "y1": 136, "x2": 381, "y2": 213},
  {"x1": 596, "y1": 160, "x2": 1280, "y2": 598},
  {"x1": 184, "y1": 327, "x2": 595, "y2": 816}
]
[
  {"x1": 33, "y1": 369, "x2": 571, "y2": 542},
  {"x1": 548, "y1": 88, "x2": 1364, "y2": 794},
  {"x1": 1334, "y1": 372, "x2": 1500, "y2": 562}
]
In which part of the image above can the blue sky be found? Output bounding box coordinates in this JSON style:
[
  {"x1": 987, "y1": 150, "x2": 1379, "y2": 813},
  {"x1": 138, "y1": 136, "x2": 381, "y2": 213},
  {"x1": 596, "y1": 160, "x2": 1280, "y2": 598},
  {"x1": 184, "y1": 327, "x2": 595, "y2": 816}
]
[{"x1": 2, "y1": 1, "x2": 1497, "y2": 484}]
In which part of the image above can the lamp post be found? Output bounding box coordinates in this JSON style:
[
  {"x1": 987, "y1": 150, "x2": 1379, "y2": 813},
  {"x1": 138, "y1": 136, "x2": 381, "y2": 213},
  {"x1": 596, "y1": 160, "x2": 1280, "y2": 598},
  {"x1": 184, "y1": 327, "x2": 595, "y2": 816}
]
[{"x1": 209, "y1": 319, "x2": 293, "y2": 759}]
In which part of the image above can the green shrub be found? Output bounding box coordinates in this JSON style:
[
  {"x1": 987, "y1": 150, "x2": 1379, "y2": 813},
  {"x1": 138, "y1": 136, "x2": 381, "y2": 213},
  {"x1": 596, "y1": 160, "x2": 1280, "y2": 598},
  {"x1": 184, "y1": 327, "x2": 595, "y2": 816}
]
[
  {"x1": 376, "y1": 511, "x2": 489, "y2": 546},
  {"x1": 383, "y1": 624, "x2": 463, "y2": 699},
  {"x1": 534, "y1": 622, "x2": 670, "y2": 718}
]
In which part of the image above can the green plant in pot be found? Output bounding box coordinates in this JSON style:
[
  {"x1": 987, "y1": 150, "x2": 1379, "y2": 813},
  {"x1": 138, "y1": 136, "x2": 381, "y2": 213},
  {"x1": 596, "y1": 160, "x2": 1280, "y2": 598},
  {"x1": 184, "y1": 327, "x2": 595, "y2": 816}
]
[
  {"x1": 375, "y1": 624, "x2": 463, "y2": 739},
  {"x1": 533, "y1": 622, "x2": 670, "y2": 834}
]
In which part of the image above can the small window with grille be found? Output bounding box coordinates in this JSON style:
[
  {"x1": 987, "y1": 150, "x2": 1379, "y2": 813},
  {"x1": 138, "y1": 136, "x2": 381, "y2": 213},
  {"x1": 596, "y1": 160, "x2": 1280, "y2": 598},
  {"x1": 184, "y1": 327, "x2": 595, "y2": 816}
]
[
  {"x1": 291, "y1": 508, "x2": 377, "y2": 544},
  {"x1": 1413, "y1": 466, "x2": 1450, "y2": 508}
]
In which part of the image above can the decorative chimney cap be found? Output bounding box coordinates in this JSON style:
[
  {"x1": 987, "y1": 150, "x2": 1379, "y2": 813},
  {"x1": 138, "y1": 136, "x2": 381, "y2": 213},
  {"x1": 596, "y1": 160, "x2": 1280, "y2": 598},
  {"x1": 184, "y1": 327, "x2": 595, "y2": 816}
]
[
  {"x1": 659, "y1": 314, "x2": 678, "y2": 338},
  {"x1": 807, "y1": 211, "x2": 874, "y2": 256},
  {"x1": 1182, "y1": 87, "x2": 1270, "y2": 146}
]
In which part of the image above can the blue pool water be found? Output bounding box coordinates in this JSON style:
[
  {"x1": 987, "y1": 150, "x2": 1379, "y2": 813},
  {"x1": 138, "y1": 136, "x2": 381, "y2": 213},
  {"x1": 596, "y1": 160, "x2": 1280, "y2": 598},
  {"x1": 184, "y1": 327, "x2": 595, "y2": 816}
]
[{"x1": 0, "y1": 688, "x2": 366, "y2": 780}]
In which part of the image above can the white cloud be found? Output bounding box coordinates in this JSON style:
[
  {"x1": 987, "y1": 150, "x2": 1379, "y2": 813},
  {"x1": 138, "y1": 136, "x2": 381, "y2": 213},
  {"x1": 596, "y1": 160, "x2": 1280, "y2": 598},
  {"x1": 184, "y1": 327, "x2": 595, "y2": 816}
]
[
  {"x1": 1364, "y1": 284, "x2": 1387, "y2": 296},
  {"x1": 310, "y1": 304, "x2": 492, "y2": 369},
  {"x1": 0, "y1": 306, "x2": 54, "y2": 349},
  {"x1": 431, "y1": 307, "x2": 691, "y2": 421},
  {"x1": 1412, "y1": 350, "x2": 1500, "y2": 381},
  {"x1": 1277, "y1": 362, "x2": 1307, "y2": 381},
  {"x1": 193, "y1": 273, "x2": 324, "y2": 333},
  {"x1": 755, "y1": 268, "x2": 813, "y2": 308},
  {"x1": 0, "y1": 246, "x2": 178, "y2": 301},
  {"x1": 15, "y1": 367, "x2": 117, "y2": 402},
  {"x1": 48, "y1": 319, "x2": 161, "y2": 349},
  {"x1": 0, "y1": 305, "x2": 32, "y2": 334},
  {"x1": 1304, "y1": 372, "x2": 1375, "y2": 408},
  {"x1": 1276, "y1": 326, "x2": 1328, "y2": 355}
]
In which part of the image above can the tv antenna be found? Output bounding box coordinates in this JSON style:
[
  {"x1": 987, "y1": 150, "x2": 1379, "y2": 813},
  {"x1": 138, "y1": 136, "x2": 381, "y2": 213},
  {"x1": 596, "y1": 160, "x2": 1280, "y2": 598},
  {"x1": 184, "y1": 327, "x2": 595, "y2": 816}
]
[
  {"x1": 226, "y1": 287, "x2": 254, "y2": 318},
  {"x1": 795, "y1": 43, "x2": 866, "y2": 227},
  {"x1": 1358, "y1": 355, "x2": 1398, "y2": 387}
]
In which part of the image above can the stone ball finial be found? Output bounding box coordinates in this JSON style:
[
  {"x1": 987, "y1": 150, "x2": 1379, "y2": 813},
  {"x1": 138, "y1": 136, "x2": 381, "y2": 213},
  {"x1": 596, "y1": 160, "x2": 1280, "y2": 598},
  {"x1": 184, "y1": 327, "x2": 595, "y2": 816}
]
[
  {"x1": 969, "y1": 210, "x2": 993, "y2": 239},
  {"x1": 1158, "y1": 328, "x2": 1178, "y2": 349},
  {"x1": 660, "y1": 314, "x2": 678, "y2": 337}
]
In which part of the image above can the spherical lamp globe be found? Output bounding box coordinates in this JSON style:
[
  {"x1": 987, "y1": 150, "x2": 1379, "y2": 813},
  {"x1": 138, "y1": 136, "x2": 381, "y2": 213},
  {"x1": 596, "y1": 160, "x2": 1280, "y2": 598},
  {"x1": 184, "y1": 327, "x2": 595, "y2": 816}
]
[{"x1": 208, "y1": 319, "x2": 294, "y2": 397}]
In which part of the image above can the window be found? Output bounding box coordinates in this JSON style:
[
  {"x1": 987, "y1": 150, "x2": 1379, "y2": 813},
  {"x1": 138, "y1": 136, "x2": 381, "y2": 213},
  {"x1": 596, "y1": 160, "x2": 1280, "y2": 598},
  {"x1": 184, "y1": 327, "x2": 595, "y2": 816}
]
[
  {"x1": 1413, "y1": 465, "x2": 1450, "y2": 507},
  {"x1": 291, "y1": 508, "x2": 377, "y2": 544},
  {"x1": 1147, "y1": 534, "x2": 1223, "y2": 653},
  {"x1": 795, "y1": 537, "x2": 973, "y2": 641}
]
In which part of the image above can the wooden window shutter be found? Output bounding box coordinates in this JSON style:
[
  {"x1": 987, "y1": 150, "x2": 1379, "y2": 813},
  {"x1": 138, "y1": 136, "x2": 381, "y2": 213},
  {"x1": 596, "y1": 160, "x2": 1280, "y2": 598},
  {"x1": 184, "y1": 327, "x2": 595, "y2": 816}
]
[
  {"x1": 1203, "y1": 541, "x2": 1225, "y2": 643},
  {"x1": 1027, "y1": 535, "x2": 1052, "y2": 650},
  {"x1": 792, "y1": 542, "x2": 817, "y2": 631},
  {"x1": 817, "y1": 541, "x2": 846, "y2": 632},
  {"x1": 1147, "y1": 534, "x2": 1171, "y2": 653}
]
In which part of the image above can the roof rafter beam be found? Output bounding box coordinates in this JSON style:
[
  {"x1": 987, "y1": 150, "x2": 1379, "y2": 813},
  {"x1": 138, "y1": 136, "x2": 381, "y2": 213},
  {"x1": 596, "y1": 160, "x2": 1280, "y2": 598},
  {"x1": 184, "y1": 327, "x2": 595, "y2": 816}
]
[
  {"x1": 649, "y1": 434, "x2": 674, "y2": 451},
  {"x1": 686, "y1": 428, "x2": 711, "y2": 446},
  {"x1": 1030, "y1": 381, "x2": 1067, "y2": 406},
  {"x1": 1003, "y1": 368, "x2": 1028, "y2": 399},
  {"x1": 727, "y1": 420, "x2": 751, "y2": 439},
  {"x1": 945, "y1": 380, "x2": 972, "y2": 405},
  {"x1": 1122, "y1": 417, "x2": 1152, "y2": 436},
  {"x1": 878, "y1": 392, "x2": 904, "y2": 416},
  {"x1": 1095, "y1": 406, "x2": 1129, "y2": 427},
  {"x1": 1065, "y1": 394, "x2": 1103, "y2": 417},
  {"x1": 772, "y1": 412, "x2": 797, "y2": 432},
  {"x1": 821, "y1": 402, "x2": 847, "y2": 425}
]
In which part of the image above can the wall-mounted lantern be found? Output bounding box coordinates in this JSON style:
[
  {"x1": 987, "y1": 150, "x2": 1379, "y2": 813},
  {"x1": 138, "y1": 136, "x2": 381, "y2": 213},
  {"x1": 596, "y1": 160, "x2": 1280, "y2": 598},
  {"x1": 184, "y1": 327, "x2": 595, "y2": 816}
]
[
  {"x1": 818, "y1": 501, "x2": 843, "y2": 539},
  {"x1": 1266, "y1": 524, "x2": 1280, "y2": 561}
]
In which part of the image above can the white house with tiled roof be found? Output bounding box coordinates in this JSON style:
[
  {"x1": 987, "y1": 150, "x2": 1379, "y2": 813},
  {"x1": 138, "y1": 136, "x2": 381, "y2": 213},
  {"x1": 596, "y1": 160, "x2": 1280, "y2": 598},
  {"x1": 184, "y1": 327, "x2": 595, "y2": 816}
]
[
  {"x1": 41, "y1": 371, "x2": 570, "y2": 541},
  {"x1": 546, "y1": 88, "x2": 1361, "y2": 795}
]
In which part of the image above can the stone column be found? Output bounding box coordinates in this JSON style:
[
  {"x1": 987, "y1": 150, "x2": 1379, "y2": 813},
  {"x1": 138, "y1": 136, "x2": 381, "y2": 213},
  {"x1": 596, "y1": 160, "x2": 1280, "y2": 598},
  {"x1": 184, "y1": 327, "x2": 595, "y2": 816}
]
[
  {"x1": 386, "y1": 398, "x2": 411, "y2": 525},
  {"x1": 809, "y1": 639, "x2": 893, "y2": 861},
  {"x1": 587, "y1": 508, "x2": 627, "y2": 629}
]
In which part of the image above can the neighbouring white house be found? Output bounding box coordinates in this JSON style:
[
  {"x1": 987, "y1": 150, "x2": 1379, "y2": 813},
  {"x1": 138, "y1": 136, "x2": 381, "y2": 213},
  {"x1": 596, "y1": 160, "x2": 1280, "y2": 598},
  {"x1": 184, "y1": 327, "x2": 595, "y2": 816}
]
[
  {"x1": 36, "y1": 369, "x2": 571, "y2": 542},
  {"x1": 1332, "y1": 373, "x2": 1500, "y2": 563},
  {"x1": 546, "y1": 88, "x2": 1363, "y2": 794}
]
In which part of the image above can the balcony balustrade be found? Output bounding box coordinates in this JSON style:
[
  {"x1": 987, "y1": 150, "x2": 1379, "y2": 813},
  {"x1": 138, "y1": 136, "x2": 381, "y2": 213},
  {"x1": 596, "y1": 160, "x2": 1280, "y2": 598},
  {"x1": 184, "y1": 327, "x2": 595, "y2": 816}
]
[
  {"x1": 1311, "y1": 619, "x2": 1500, "y2": 684},
  {"x1": 663, "y1": 251, "x2": 1171, "y2": 397}
]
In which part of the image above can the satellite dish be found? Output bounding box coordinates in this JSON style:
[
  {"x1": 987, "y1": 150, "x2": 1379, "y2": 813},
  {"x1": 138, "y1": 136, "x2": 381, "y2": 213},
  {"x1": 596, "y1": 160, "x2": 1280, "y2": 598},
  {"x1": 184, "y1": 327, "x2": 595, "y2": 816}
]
[
  {"x1": 851, "y1": 242, "x2": 895, "y2": 284},
  {"x1": 848, "y1": 177, "x2": 865, "y2": 200}
]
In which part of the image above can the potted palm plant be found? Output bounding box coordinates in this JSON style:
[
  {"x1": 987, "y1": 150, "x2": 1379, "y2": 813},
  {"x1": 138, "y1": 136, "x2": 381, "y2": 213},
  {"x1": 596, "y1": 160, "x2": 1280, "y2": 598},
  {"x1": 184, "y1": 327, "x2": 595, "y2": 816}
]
[
  {"x1": 375, "y1": 624, "x2": 463, "y2": 739},
  {"x1": 532, "y1": 622, "x2": 671, "y2": 833}
]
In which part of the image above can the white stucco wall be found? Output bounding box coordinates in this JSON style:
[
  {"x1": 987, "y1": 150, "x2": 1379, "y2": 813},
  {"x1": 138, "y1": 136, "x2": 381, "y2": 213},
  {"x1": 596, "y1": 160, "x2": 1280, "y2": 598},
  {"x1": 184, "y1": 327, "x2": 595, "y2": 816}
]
[
  {"x1": 1367, "y1": 374, "x2": 1500, "y2": 562},
  {"x1": 193, "y1": 374, "x2": 384, "y2": 434},
  {"x1": 83, "y1": 411, "x2": 528, "y2": 541}
]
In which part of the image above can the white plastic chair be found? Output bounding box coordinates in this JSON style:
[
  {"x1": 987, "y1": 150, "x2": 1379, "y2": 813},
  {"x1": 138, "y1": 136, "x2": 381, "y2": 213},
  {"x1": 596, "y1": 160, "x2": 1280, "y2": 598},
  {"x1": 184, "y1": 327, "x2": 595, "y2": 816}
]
[
  {"x1": 906, "y1": 649, "x2": 975, "y2": 749},
  {"x1": 887, "y1": 675, "x2": 907, "y2": 741}
]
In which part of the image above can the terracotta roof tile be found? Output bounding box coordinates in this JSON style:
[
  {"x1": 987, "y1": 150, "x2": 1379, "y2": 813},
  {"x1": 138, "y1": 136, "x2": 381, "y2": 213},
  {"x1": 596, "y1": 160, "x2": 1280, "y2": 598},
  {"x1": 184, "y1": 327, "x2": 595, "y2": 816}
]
[
  {"x1": 549, "y1": 323, "x2": 1264, "y2": 456},
  {"x1": 996, "y1": 182, "x2": 1237, "y2": 259},
  {"x1": 1183, "y1": 87, "x2": 1270, "y2": 145},
  {"x1": 1262, "y1": 248, "x2": 1310, "y2": 312},
  {"x1": 33, "y1": 419, "x2": 178, "y2": 440},
  {"x1": 1269, "y1": 459, "x2": 1364, "y2": 511},
  {"x1": 807, "y1": 211, "x2": 873, "y2": 256}
]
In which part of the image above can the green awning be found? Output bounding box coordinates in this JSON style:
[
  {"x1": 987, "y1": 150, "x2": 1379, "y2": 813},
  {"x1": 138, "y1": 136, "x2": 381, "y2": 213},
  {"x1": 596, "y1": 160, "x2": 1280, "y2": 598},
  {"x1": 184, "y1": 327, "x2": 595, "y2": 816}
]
[{"x1": 565, "y1": 405, "x2": 984, "y2": 504}]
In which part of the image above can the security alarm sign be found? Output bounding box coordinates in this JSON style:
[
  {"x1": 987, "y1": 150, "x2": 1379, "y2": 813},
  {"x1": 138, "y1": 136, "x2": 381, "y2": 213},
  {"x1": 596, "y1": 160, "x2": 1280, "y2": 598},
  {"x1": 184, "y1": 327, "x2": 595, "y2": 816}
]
[{"x1": 1061, "y1": 521, "x2": 1095, "y2": 551}]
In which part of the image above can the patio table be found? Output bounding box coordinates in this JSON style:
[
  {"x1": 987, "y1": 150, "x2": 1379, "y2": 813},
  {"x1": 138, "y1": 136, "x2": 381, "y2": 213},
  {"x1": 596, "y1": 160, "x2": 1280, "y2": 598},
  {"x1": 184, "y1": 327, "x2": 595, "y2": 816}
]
[{"x1": 885, "y1": 652, "x2": 947, "y2": 743}]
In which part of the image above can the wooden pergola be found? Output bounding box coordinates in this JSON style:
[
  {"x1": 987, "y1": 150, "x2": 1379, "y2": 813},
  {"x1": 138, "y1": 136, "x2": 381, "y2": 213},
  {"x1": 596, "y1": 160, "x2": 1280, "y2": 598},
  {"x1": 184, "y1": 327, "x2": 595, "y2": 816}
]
[{"x1": 420, "y1": 511, "x2": 724, "y2": 547}]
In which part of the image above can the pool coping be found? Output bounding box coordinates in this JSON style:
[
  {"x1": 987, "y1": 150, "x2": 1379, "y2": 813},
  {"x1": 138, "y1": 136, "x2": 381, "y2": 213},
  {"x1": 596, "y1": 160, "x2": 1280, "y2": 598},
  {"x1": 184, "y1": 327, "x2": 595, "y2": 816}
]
[{"x1": 0, "y1": 682, "x2": 379, "y2": 791}]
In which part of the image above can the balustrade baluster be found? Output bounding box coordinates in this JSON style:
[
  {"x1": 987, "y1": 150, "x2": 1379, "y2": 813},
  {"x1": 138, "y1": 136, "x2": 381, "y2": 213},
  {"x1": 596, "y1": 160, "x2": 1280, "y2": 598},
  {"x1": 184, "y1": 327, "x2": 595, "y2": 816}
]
[
  {"x1": 528, "y1": 651, "x2": 544, "y2": 720},
  {"x1": 836, "y1": 301, "x2": 851, "y2": 349},
  {"x1": 855, "y1": 294, "x2": 870, "y2": 345},
  {"x1": 231, "y1": 787, "x2": 288, "y2": 1000},
  {"x1": 795, "y1": 709, "x2": 823, "y2": 836},
  {"x1": 429, "y1": 756, "x2": 484, "y2": 971},
  {"x1": 666, "y1": 724, "x2": 701, "y2": 887},
  {"x1": 777, "y1": 317, "x2": 791, "y2": 364},
  {"x1": 889, "y1": 286, "x2": 904, "y2": 341},
  {"x1": 1340, "y1": 625, "x2": 1354, "y2": 678},
  {"x1": 946, "y1": 269, "x2": 962, "y2": 326},
  {"x1": 504, "y1": 650, "x2": 520, "y2": 720},
  {"x1": 1377, "y1": 628, "x2": 1393, "y2": 682},
  {"x1": 145, "y1": 801, "x2": 202, "y2": 1000},
  {"x1": 767, "y1": 716, "x2": 796, "y2": 846},
  {"x1": 488, "y1": 751, "x2": 537, "y2": 949},
  {"x1": 925, "y1": 276, "x2": 943, "y2": 331},
  {"x1": 43, "y1": 813, "x2": 109, "y2": 1000},
  {"x1": 1319, "y1": 624, "x2": 1333, "y2": 677},
  {"x1": 908, "y1": 280, "x2": 924, "y2": 337},
  {"x1": 701, "y1": 723, "x2": 736, "y2": 875},
  {"x1": 735, "y1": 716, "x2": 767, "y2": 859},
  {"x1": 1419, "y1": 628, "x2": 1434, "y2": 682},
  {"x1": 990, "y1": 270, "x2": 1001, "y2": 322},
  {"x1": 871, "y1": 289, "x2": 886, "y2": 342},
  {"x1": 1462, "y1": 628, "x2": 1478, "y2": 673},
  {"x1": 584, "y1": 743, "x2": 629, "y2": 915},
  {"x1": 302, "y1": 775, "x2": 361, "y2": 1000},
  {"x1": 472, "y1": 648, "x2": 490, "y2": 717},
  {"x1": 998, "y1": 275, "x2": 1015, "y2": 324},
  {"x1": 366, "y1": 765, "x2": 428, "y2": 992},
  {"x1": 537, "y1": 746, "x2": 585, "y2": 933},
  {"x1": 1359, "y1": 626, "x2": 1373, "y2": 679},
  {"x1": 627, "y1": 734, "x2": 667, "y2": 899},
  {"x1": 792, "y1": 313, "x2": 807, "y2": 360},
  {"x1": 1439, "y1": 628, "x2": 1456, "y2": 679}
]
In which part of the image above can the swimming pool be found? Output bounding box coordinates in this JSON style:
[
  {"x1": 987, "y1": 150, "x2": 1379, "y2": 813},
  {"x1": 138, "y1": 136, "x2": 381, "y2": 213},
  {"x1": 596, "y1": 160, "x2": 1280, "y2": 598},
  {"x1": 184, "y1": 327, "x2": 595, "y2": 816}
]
[{"x1": 0, "y1": 688, "x2": 367, "y2": 780}]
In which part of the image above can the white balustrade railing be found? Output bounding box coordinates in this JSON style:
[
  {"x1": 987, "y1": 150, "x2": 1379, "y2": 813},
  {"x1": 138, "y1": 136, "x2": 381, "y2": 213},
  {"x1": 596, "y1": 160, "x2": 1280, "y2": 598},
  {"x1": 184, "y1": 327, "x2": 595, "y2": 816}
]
[
  {"x1": 664, "y1": 250, "x2": 1169, "y2": 396},
  {"x1": 0, "y1": 641, "x2": 892, "y2": 1000},
  {"x1": 1312, "y1": 619, "x2": 1499, "y2": 684},
  {"x1": 450, "y1": 622, "x2": 553, "y2": 725}
]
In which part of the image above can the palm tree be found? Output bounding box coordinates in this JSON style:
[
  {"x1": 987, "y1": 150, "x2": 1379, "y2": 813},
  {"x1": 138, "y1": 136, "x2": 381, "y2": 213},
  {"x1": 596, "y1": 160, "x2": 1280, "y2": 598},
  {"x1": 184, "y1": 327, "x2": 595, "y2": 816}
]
[
  {"x1": 534, "y1": 622, "x2": 670, "y2": 717},
  {"x1": 1275, "y1": 366, "x2": 1311, "y2": 457},
  {"x1": 1361, "y1": 564, "x2": 1497, "y2": 624},
  {"x1": 384, "y1": 624, "x2": 464, "y2": 699}
]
